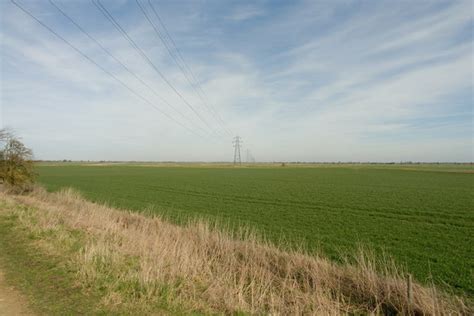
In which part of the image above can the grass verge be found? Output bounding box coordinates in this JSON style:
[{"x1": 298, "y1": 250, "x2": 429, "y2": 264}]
[
  {"x1": 0, "y1": 197, "x2": 181, "y2": 315},
  {"x1": 0, "y1": 203, "x2": 103, "y2": 314},
  {"x1": 0, "y1": 187, "x2": 471, "y2": 314}
]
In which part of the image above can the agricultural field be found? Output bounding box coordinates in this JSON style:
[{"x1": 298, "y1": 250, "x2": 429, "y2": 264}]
[{"x1": 37, "y1": 163, "x2": 474, "y2": 296}]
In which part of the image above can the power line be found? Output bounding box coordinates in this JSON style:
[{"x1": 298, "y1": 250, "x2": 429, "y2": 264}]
[
  {"x1": 147, "y1": 1, "x2": 213, "y2": 106},
  {"x1": 136, "y1": 0, "x2": 231, "y2": 137},
  {"x1": 10, "y1": 0, "x2": 205, "y2": 139},
  {"x1": 47, "y1": 0, "x2": 209, "y2": 137},
  {"x1": 147, "y1": 0, "x2": 233, "y2": 137},
  {"x1": 93, "y1": 0, "x2": 220, "y2": 137}
]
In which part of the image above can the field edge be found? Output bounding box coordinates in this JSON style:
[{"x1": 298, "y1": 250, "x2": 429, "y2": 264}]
[{"x1": 0, "y1": 186, "x2": 471, "y2": 314}]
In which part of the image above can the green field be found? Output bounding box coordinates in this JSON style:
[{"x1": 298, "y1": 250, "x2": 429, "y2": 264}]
[{"x1": 37, "y1": 164, "x2": 474, "y2": 296}]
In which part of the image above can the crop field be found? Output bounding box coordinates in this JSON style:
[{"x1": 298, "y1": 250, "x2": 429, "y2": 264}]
[{"x1": 36, "y1": 164, "x2": 473, "y2": 296}]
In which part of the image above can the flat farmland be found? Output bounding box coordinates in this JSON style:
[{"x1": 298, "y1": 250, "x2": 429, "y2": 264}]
[{"x1": 37, "y1": 164, "x2": 474, "y2": 296}]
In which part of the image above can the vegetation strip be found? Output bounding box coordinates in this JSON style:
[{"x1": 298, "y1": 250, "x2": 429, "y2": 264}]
[
  {"x1": 0, "y1": 197, "x2": 187, "y2": 315},
  {"x1": 0, "y1": 188, "x2": 470, "y2": 314},
  {"x1": 37, "y1": 164, "x2": 474, "y2": 295},
  {"x1": 0, "y1": 204, "x2": 103, "y2": 314}
]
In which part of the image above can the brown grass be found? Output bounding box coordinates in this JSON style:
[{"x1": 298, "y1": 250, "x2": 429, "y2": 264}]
[{"x1": 1, "y1": 187, "x2": 470, "y2": 315}]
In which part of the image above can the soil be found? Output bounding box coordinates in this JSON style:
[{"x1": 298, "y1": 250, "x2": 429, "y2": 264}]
[{"x1": 0, "y1": 268, "x2": 34, "y2": 315}]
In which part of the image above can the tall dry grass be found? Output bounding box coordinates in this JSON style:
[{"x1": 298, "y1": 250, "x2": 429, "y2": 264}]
[{"x1": 2, "y1": 187, "x2": 470, "y2": 315}]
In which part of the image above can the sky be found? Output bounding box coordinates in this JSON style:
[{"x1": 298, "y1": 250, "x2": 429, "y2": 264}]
[{"x1": 0, "y1": 0, "x2": 472, "y2": 162}]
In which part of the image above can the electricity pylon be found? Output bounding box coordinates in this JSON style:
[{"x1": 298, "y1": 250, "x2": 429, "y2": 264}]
[
  {"x1": 246, "y1": 149, "x2": 255, "y2": 163},
  {"x1": 233, "y1": 136, "x2": 242, "y2": 165}
]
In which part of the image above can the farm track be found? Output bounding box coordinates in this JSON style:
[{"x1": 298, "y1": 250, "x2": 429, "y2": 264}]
[{"x1": 0, "y1": 268, "x2": 34, "y2": 316}]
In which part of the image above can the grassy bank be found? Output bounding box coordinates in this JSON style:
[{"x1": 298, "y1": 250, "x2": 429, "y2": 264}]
[
  {"x1": 0, "y1": 190, "x2": 183, "y2": 315},
  {"x1": 0, "y1": 187, "x2": 470, "y2": 314},
  {"x1": 37, "y1": 164, "x2": 474, "y2": 295},
  {"x1": 0, "y1": 201, "x2": 105, "y2": 314}
]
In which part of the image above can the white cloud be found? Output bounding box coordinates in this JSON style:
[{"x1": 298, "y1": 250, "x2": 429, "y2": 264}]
[
  {"x1": 227, "y1": 4, "x2": 265, "y2": 21},
  {"x1": 0, "y1": 0, "x2": 472, "y2": 161}
]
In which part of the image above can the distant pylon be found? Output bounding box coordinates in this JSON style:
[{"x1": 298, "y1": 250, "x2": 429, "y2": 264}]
[
  {"x1": 246, "y1": 149, "x2": 255, "y2": 163},
  {"x1": 233, "y1": 136, "x2": 242, "y2": 165}
]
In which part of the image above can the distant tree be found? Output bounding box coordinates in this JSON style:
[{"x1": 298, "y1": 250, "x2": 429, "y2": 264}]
[{"x1": 0, "y1": 128, "x2": 36, "y2": 192}]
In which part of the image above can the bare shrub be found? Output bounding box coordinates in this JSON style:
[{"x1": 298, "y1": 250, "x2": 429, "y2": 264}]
[{"x1": 0, "y1": 128, "x2": 36, "y2": 193}]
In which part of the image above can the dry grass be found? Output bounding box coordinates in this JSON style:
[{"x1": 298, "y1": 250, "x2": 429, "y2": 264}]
[{"x1": 1, "y1": 187, "x2": 470, "y2": 315}]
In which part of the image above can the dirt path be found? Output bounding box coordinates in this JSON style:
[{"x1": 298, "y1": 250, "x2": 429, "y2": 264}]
[{"x1": 0, "y1": 268, "x2": 34, "y2": 315}]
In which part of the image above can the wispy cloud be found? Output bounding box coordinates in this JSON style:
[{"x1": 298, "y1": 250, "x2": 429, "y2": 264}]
[
  {"x1": 0, "y1": 0, "x2": 472, "y2": 161},
  {"x1": 227, "y1": 4, "x2": 265, "y2": 21}
]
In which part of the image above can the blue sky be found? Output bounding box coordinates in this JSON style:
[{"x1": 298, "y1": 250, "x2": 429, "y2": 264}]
[{"x1": 0, "y1": 0, "x2": 472, "y2": 162}]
